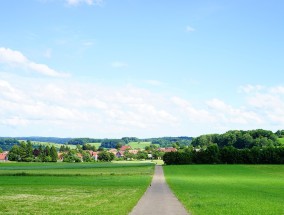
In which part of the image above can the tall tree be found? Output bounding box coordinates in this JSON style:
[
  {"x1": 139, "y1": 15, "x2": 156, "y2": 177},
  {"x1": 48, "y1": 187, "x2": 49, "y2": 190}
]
[{"x1": 50, "y1": 146, "x2": 58, "y2": 162}]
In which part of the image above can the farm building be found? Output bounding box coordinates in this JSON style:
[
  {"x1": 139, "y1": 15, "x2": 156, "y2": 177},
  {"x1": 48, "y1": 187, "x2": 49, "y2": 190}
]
[
  {"x1": 90, "y1": 151, "x2": 98, "y2": 161},
  {"x1": 158, "y1": 147, "x2": 177, "y2": 153},
  {"x1": 120, "y1": 145, "x2": 132, "y2": 151},
  {"x1": 0, "y1": 152, "x2": 9, "y2": 162},
  {"x1": 109, "y1": 149, "x2": 118, "y2": 155},
  {"x1": 116, "y1": 151, "x2": 124, "y2": 158}
]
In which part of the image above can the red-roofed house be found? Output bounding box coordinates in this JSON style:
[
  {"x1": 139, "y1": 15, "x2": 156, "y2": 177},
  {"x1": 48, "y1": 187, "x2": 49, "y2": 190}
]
[
  {"x1": 120, "y1": 145, "x2": 132, "y2": 151},
  {"x1": 109, "y1": 149, "x2": 118, "y2": 155},
  {"x1": 91, "y1": 151, "x2": 98, "y2": 161},
  {"x1": 58, "y1": 153, "x2": 64, "y2": 161},
  {"x1": 77, "y1": 153, "x2": 83, "y2": 161},
  {"x1": 158, "y1": 147, "x2": 177, "y2": 153},
  {"x1": 128, "y1": 150, "x2": 139, "y2": 155},
  {"x1": 0, "y1": 152, "x2": 9, "y2": 162}
]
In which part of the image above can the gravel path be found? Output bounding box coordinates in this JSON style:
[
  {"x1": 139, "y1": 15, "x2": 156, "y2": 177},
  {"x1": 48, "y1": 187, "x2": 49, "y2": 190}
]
[{"x1": 129, "y1": 165, "x2": 189, "y2": 215}]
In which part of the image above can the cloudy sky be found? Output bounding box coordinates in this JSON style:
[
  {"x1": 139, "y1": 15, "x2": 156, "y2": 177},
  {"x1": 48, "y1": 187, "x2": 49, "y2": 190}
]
[{"x1": 0, "y1": 0, "x2": 284, "y2": 138}]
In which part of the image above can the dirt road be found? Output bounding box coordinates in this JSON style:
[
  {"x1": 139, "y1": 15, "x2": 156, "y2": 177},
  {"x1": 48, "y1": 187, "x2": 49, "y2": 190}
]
[{"x1": 129, "y1": 165, "x2": 189, "y2": 215}]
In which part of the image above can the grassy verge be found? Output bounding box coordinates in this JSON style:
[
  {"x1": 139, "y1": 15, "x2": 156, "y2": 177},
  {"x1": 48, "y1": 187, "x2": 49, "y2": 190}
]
[
  {"x1": 164, "y1": 165, "x2": 284, "y2": 215},
  {"x1": 112, "y1": 159, "x2": 164, "y2": 165},
  {"x1": 0, "y1": 162, "x2": 154, "y2": 214},
  {"x1": 20, "y1": 140, "x2": 77, "y2": 150},
  {"x1": 278, "y1": 138, "x2": 284, "y2": 146},
  {"x1": 128, "y1": 142, "x2": 152, "y2": 149}
]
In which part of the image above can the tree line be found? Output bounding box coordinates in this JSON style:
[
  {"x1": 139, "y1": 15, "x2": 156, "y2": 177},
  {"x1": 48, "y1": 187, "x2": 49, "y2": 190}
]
[
  {"x1": 163, "y1": 145, "x2": 284, "y2": 165},
  {"x1": 0, "y1": 138, "x2": 20, "y2": 151},
  {"x1": 163, "y1": 129, "x2": 284, "y2": 165},
  {"x1": 191, "y1": 129, "x2": 281, "y2": 149},
  {"x1": 8, "y1": 141, "x2": 58, "y2": 162}
]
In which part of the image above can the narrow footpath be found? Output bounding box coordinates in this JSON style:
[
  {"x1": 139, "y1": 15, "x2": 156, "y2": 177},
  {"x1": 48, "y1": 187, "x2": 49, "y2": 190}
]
[{"x1": 129, "y1": 165, "x2": 189, "y2": 215}]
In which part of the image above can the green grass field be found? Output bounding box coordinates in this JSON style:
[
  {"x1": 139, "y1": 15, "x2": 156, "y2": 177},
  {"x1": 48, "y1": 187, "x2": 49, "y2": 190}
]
[
  {"x1": 21, "y1": 140, "x2": 77, "y2": 150},
  {"x1": 128, "y1": 142, "x2": 159, "y2": 149},
  {"x1": 164, "y1": 165, "x2": 284, "y2": 215},
  {"x1": 21, "y1": 141, "x2": 102, "y2": 150},
  {"x1": 0, "y1": 162, "x2": 154, "y2": 214},
  {"x1": 278, "y1": 138, "x2": 284, "y2": 145},
  {"x1": 87, "y1": 142, "x2": 102, "y2": 148}
]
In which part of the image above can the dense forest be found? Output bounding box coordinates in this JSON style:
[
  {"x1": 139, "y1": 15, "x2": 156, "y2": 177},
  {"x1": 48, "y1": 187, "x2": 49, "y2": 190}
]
[
  {"x1": 163, "y1": 145, "x2": 284, "y2": 165},
  {"x1": 8, "y1": 141, "x2": 58, "y2": 162},
  {"x1": 164, "y1": 129, "x2": 284, "y2": 165},
  {"x1": 0, "y1": 138, "x2": 20, "y2": 151},
  {"x1": 191, "y1": 129, "x2": 281, "y2": 149},
  {"x1": 17, "y1": 137, "x2": 72, "y2": 144},
  {"x1": 1, "y1": 129, "x2": 283, "y2": 152}
]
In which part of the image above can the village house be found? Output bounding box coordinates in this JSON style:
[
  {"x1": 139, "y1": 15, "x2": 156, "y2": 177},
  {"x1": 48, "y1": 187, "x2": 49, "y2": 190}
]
[
  {"x1": 89, "y1": 151, "x2": 98, "y2": 161},
  {"x1": 120, "y1": 145, "x2": 132, "y2": 151},
  {"x1": 0, "y1": 152, "x2": 9, "y2": 162},
  {"x1": 158, "y1": 147, "x2": 177, "y2": 153},
  {"x1": 77, "y1": 153, "x2": 83, "y2": 162},
  {"x1": 114, "y1": 145, "x2": 133, "y2": 158},
  {"x1": 128, "y1": 149, "x2": 139, "y2": 155},
  {"x1": 108, "y1": 149, "x2": 118, "y2": 156},
  {"x1": 57, "y1": 153, "x2": 64, "y2": 161}
]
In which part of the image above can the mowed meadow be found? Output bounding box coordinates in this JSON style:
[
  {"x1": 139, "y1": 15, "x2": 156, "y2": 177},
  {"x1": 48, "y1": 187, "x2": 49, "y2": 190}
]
[
  {"x1": 0, "y1": 162, "x2": 154, "y2": 215},
  {"x1": 164, "y1": 165, "x2": 284, "y2": 215}
]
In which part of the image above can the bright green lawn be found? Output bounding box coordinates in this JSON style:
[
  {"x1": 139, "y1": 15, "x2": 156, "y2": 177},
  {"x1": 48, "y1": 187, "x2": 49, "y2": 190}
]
[
  {"x1": 164, "y1": 165, "x2": 284, "y2": 215},
  {"x1": 278, "y1": 138, "x2": 284, "y2": 145},
  {"x1": 0, "y1": 162, "x2": 154, "y2": 215},
  {"x1": 21, "y1": 140, "x2": 77, "y2": 150},
  {"x1": 128, "y1": 142, "x2": 152, "y2": 149},
  {"x1": 128, "y1": 142, "x2": 159, "y2": 149},
  {"x1": 87, "y1": 142, "x2": 102, "y2": 148}
]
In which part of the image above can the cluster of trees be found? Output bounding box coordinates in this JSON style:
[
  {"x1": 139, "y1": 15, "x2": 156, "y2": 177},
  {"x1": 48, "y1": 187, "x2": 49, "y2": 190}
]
[
  {"x1": 17, "y1": 137, "x2": 71, "y2": 144},
  {"x1": 121, "y1": 150, "x2": 149, "y2": 160},
  {"x1": 275, "y1": 130, "x2": 284, "y2": 138},
  {"x1": 66, "y1": 137, "x2": 193, "y2": 148},
  {"x1": 59, "y1": 144, "x2": 94, "y2": 162},
  {"x1": 121, "y1": 137, "x2": 139, "y2": 144},
  {"x1": 0, "y1": 136, "x2": 194, "y2": 151},
  {"x1": 0, "y1": 138, "x2": 20, "y2": 151},
  {"x1": 8, "y1": 141, "x2": 58, "y2": 162},
  {"x1": 67, "y1": 138, "x2": 101, "y2": 145},
  {"x1": 149, "y1": 137, "x2": 192, "y2": 148},
  {"x1": 100, "y1": 139, "x2": 124, "y2": 149},
  {"x1": 191, "y1": 129, "x2": 280, "y2": 149},
  {"x1": 120, "y1": 145, "x2": 164, "y2": 160},
  {"x1": 59, "y1": 143, "x2": 97, "y2": 152},
  {"x1": 97, "y1": 151, "x2": 115, "y2": 162},
  {"x1": 163, "y1": 145, "x2": 284, "y2": 165}
]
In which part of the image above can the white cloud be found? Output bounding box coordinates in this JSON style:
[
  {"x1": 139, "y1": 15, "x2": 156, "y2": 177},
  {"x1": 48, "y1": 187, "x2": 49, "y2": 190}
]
[
  {"x1": 239, "y1": 84, "x2": 284, "y2": 126},
  {"x1": 83, "y1": 41, "x2": 94, "y2": 47},
  {"x1": 43, "y1": 48, "x2": 52, "y2": 58},
  {"x1": 0, "y1": 47, "x2": 69, "y2": 78},
  {"x1": 0, "y1": 76, "x2": 179, "y2": 137},
  {"x1": 171, "y1": 97, "x2": 215, "y2": 122},
  {"x1": 145, "y1": 80, "x2": 163, "y2": 86},
  {"x1": 239, "y1": 84, "x2": 264, "y2": 93},
  {"x1": 0, "y1": 47, "x2": 27, "y2": 64},
  {"x1": 186, "y1": 25, "x2": 196, "y2": 32},
  {"x1": 111, "y1": 61, "x2": 128, "y2": 68},
  {"x1": 207, "y1": 98, "x2": 262, "y2": 124},
  {"x1": 270, "y1": 86, "x2": 284, "y2": 94},
  {"x1": 28, "y1": 62, "x2": 69, "y2": 77},
  {"x1": 1, "y1": 75, "x2": 284, "y2": 137},
  {"x1": 65, "y1": 0, "x2": 103, "y2": 6}
]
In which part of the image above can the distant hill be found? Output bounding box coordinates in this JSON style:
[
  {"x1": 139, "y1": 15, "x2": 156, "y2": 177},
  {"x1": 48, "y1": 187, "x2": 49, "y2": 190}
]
[
  {"x1": 0, "y1": 136, "x2": 193, "y2": 150},
  {"x1": 15, "y1": 137, "x2": 72, "y2": 144}
]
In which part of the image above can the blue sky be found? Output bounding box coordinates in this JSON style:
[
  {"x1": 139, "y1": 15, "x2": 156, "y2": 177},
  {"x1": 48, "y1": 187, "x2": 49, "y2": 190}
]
[{"x1": 0, "y1": 0, "x2": 284, "y2": 138}]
